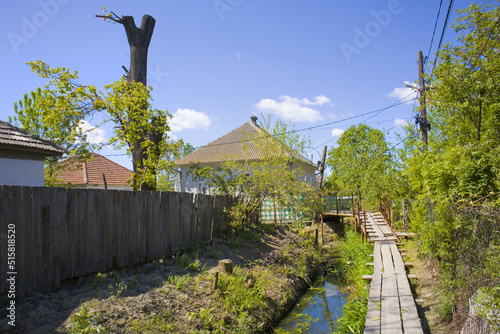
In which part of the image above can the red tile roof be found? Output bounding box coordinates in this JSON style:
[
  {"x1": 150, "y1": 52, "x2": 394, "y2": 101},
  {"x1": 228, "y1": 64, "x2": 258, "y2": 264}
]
[{"x1": 57, "y1": 153, "x2": 132, "y2": 186}]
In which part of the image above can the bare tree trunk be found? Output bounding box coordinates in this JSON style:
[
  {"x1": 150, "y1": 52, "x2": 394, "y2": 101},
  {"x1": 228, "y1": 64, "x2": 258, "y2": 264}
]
[
  {"x1": 97, "y1": 13, "x2": 158, "y2": 190},
  {"x1": 121, "y1": 15, "x2": 155, "y2": 86},
  {"x1": 122, "y1": 15, "x2": 156, "y2": 191}
]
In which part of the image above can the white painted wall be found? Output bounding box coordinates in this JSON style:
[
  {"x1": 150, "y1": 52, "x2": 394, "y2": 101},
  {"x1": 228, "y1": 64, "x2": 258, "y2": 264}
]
[
  {"x1": 0, "y1": 157, "x2": 45, "y2": 186},
  {"x1": 177, "y1": 161, "x2": 317, "y2": 194}
]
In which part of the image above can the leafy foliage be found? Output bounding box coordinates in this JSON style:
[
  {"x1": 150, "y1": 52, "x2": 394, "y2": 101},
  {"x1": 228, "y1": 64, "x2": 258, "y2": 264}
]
[
  {"x1": 325, "y1": 124, "x2": 397, "y2": 209},
  {"x1": 70, "y1": 306, "x2": 106, "y2": 333},
  {"x1": 11, "y1": 60, "x2": 186, "y2": 190},
  {"x1": 9, "y1": 63, "x2": 100, "y2": 185},
  {"x1": 333, "y1": 226, "x2": 372, "y2": 333},
  {"x1": 402, "y1": 2, "x2": 500, "y2": 325},
  {"x1": 189, "y1": 117, "x2": 321, "y2": 225},
  {"x1": 103, "y1": 78, "x2": 174, "y2": 190}
]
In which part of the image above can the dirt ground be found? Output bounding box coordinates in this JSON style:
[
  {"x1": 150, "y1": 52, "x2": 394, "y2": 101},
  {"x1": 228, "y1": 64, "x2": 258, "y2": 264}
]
[
  {"x1": 1, "y1": 225, "x2": 329, "y2": 333},
  {"x1": 405, "y1": 239, "x2": 464, "y2": 334}
]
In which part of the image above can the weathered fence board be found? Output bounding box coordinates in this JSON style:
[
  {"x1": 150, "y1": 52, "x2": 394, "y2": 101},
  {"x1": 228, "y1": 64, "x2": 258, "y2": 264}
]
[
  {"x1": 0, "y1": 186, "x2": 237, "y2": 297},
  {"x1": 18, "y1": 186, "x2": 32, "y2": 297},
  {"x1": 0, "y1": 187, "x2": 6, "y2": 294}
]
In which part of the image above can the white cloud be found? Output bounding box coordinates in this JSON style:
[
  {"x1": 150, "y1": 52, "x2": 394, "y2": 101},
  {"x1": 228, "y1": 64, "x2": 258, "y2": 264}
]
[
  {"x1": 307, "y1": 95, "x2": 332, "y2": 106},
  {"x1": 255, "y1": 95, "x2": 330, "y2": 123},
  {"x1": 388, "y1": 87, "x2": 418, "y2": 104},
  {"x1": 394, "y1": 118, "x2": 408, "y2": 127},
  {"x1": 79, "y1": 121, "x2": 106, "y2": 145},
  {"x1": 170, "y1": 109, "x2": 212, "y2": 132},
  {"x1": 331, "y1": 128, "x2": 345, "y2": 137}
]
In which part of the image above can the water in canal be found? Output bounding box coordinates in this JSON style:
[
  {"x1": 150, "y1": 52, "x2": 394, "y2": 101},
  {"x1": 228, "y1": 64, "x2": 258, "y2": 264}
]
[{"x1": 274, "y1": 276, "x2": 349, "y2": 333}]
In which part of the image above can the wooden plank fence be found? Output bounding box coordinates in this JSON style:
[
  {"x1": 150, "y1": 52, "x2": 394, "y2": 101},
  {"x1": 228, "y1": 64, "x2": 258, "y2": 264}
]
[{"x1": 0, "y1": 186, "x2": 237, "y2": 297}]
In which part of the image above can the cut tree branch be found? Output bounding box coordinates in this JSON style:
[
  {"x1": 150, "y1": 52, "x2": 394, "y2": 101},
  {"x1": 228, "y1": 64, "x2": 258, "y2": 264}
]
[{"x1": 95, "y1": 11, "x2": 123, "y2": 24}]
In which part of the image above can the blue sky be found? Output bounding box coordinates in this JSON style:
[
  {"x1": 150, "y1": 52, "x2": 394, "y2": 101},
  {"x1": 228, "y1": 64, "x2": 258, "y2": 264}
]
[{"x1": 0, "y1": 0, "x2": 490, "y2": 170}]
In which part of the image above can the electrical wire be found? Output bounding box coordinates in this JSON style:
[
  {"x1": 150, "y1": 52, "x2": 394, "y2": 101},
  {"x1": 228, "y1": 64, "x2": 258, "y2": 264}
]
[
  {"x1": 426, "y1": 0, "x2": 445, "y2": 65},
  {"x1": 305, "y1": 92, "x2": 416, "y2": 154},
  {"x1": 430, "y1": 0, "x2": 456, "y2": 76},
  {"x1": 97, "y1": 93, "x2": 417, "y2": 161}
]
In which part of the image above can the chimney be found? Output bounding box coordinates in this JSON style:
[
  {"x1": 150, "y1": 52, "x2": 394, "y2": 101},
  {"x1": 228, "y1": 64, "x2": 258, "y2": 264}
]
[{"x1": 250, "y1": 115, "x2": 258, "y2": 125}]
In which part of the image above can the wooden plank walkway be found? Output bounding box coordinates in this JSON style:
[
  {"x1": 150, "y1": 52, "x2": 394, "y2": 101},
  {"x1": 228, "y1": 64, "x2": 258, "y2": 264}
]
[
  {"x1": 323, "y1": 210, "x2": 398, "y2": 242},
  {"x1": 362, "y1": 211, "x2": 398, "y2": 242},
  {"x1": 364, "y1": 240, "x2": 423, "y2": 334},
  {"x1": 323, "y1": 208, "x2": 423, "y2": 333}
]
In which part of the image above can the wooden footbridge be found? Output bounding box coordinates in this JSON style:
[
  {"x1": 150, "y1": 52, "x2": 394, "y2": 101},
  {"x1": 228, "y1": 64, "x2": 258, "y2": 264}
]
[{"x1": 322, "y1": 189, "x2": 424, "y2": 333}]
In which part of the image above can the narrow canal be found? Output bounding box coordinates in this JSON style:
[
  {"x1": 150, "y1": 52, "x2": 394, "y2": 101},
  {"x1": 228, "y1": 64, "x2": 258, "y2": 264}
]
[{"x1": 274, "y1": 275, "x2": 348, "y2": 333}]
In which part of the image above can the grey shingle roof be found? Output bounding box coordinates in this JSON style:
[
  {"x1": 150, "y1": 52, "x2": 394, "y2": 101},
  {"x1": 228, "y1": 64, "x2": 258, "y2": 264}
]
[
  {"x1": 0, "y1": 121, "x2": 65, "y2": 156},
  {"x1": 176, "y1": 119, "x2": 315, "y2": 168}
]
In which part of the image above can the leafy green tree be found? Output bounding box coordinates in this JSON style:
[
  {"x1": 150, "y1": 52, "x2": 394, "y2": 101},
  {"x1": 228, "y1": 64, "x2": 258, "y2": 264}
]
[
  {"x1": 325, "y1": 124, "x2": 396, "y2": 208},
  {"x1": 103, "y1": 78, "x2": 172, "y2": 190},
  {"x1": 157, "y1": 140, "x2": 195, "y2": 191},
  {"x1": 9, "y1": 64, "x2": 100, "y2": 185},
  {"x1": 12, "y1": 60, "x2": 181, "y2": 190},
  {"x1": 403, "y1": 2, "x2": 500, "y2": 323}
]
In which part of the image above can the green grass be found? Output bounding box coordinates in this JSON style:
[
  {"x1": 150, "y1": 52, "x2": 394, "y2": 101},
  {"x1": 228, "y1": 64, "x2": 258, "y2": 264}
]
[
  {"x1": 333, "y1": 226, "x2": 373, "y2": 333},
  {"x1": 69, "y1": 306, "x2": 106, "y2": 333}
]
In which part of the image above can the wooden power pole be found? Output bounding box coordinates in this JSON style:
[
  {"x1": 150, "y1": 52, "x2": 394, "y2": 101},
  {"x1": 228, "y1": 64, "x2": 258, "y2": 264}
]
[
  {"x1": 417, "y1": 51, "x2": 430, "y2": 150},
  {"x1": 319, "y1": 146, "x2": 327, "y2": 189}
]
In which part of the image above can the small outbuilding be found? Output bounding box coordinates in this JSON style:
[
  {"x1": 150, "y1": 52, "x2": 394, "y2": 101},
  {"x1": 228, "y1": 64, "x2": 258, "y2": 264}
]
[{"x1": 0, "y1": 120, "x2": 65, "y2": 186}]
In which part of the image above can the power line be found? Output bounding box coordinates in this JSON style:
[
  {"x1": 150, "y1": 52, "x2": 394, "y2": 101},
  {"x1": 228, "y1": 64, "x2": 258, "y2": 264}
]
[
  {"x1": 305, "y1": 92, "x2": 416, "y2": 153},
  {"x1": 99, "y1": 93, "x2": 416, "y2": 161},
  {"x1": 426, "y1": 0, "x2": 445, "y2": 65},
  {"x1": 185, "y1": 93, "x2": 417, "y2": 153},
  {"x1": 295, "y1": 93, "x2": 415, "y2": 135},
  {"x1": 430, "y1": 0, "x2": 456, "y2": 76}
]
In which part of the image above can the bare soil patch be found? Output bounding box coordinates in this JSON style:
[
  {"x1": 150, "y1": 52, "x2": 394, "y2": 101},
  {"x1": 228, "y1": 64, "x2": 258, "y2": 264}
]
[{"x1": 405, "y1": 239, "x2": 462, "y2": 334}]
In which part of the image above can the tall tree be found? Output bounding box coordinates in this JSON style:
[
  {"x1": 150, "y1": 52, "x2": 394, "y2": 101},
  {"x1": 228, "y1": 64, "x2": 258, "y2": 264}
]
[
  {"x1": 15, "y1": 60, "x2": 179, "y2": 190},
  {"x1": 325, "y1": 124, "x2": 395, "y2": 206},
  {"x1": 96, "y1": 11, "x2": 161, "y2": 190}
]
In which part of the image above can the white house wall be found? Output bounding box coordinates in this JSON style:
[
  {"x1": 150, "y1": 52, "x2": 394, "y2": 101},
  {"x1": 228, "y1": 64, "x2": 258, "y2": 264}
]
[
  {"x1": 177, "y1": 161, "x2": 317, "y2": 194},
  {"x1": 0, "y1": 157, "x2": 45, "y2": 186}
]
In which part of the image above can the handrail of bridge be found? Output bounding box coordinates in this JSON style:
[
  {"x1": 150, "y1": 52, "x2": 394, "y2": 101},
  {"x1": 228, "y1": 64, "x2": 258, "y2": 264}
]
[{"x1": 322, "y1": 187, "x2": 393, "y2": 241}]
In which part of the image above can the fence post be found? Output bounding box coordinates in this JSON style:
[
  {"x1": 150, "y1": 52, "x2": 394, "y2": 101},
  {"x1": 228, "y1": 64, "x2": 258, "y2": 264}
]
[
  {"x1": 335, "y1": 193, "x2": 339, "y2": 216},
  {"x1": 320, "y1": 214, "x2": 324, "y2": 246},
  {"x1": 403, "y1": 198, "x2": 408, "y2": 233},
  {"x1": 363, "y1": 210, "x2": 367, "y2": 243},
  {"x1": 351, "y1": 192, "x2": 355, "y2": 218},
  {"x1": 357, "y1": 187, "x2": 362, "y2": 235},
  {"x1": 387, "y1": 197, "x2": 392, "y2": 227}
]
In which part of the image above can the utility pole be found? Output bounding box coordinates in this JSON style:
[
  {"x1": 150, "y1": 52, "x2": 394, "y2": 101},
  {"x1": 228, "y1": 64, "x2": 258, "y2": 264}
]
[
  {"x1": 318, "y1": 146, "x2": 327, "y2": 189},
  {"x1": 417, "y1": 50, "x2": 430, "y2": 150}
]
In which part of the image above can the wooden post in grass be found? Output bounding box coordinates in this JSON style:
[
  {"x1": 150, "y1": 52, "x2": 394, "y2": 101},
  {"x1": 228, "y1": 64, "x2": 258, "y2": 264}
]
[
  {"x1": 320, "y1": 214, "x2": 324, "y2": 246},
  {"x1": 219, "y1": 259, "x2": 233, "y2": 275},
  {"x1": 213, "y1": 272, "x2": 219, "y2": 290}
]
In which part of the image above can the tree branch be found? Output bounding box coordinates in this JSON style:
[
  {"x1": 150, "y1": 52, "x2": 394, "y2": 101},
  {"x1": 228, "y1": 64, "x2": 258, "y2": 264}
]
[{"x1": 95, "y1": 12, "x2": 123, "y2": 24}]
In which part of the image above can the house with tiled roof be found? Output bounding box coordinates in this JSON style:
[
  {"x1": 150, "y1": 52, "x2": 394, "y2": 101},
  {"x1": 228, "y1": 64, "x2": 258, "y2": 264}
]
[
  {"x1": 0, "y1": 120, "x2": 65, "y2": 186},
  {"x1": 57, "y1": 153, "x2": 133, "y2": 190},
  {"x1": 174, "y1": 116, "x2": 318, "y2": 194}
]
